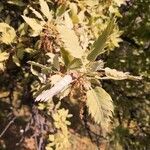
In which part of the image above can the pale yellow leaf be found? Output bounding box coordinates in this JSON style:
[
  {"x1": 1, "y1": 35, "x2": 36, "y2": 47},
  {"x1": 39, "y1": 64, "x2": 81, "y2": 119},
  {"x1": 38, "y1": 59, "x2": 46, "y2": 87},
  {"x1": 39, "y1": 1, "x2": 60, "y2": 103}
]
[
  {"x1": 29, "y1": 7, "x2": 44, "y2": 21},
  {"x1": 69, "y1": 3, "x2": 78, "y2": 14},
  {"x1": 22, "y1": 16, "x2": 43, "y2": 35},
  {"x1": 0, "y1": 52, "x2": 9, "y2": 62},
  {"x1": 0, "y1": 23, "x2": 16, "y2": 44},
  {"x1": 105, "y1": 67, "x2": 142, "y2": 80},
  {"x1": 86, "y1": 86, "x2": 113, "y2": 125},
  {"x1": 0, "y1": 63, "x2": 5, "y2": 71},
  {"x1": 64, "y1": 12, "x2": 73, "y2": 29},
  {"x1": 7, "y1": 0, "x2": 25, "y2": 6},
  {"x1": 84, "y1": 0, "x2": 99, "y2": 6},
  {"x1": 105, "y1": 67, "x2": 129, "y2": 80},
  {"x1": 113, "y1": 0, "x2": 126, "y2": 7},
  {"x1": 57, "y1": 25, "x2": 84, "y2": 58},
  {"x1": 39, "y1": 0, "x2": 51, "y2": 20}
]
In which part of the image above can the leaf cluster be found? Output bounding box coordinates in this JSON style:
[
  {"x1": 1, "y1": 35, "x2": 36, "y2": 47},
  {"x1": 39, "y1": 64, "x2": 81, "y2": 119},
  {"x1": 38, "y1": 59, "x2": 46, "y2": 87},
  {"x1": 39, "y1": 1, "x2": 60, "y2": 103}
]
[{"x1": 0, "y1": 0, "x2": 144, "y2": 149}]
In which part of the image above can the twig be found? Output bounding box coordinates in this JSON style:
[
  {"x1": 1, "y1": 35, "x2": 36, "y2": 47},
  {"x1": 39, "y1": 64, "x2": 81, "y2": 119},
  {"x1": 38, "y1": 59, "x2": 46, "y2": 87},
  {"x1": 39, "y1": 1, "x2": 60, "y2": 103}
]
[
  {"x1": 0, "y1": 116, "x2": 16, "y2": 138},
  {"x1": 38, "y1": 135, "x2": 43, "y2": 150},
  {"x1": 34, "y1": 135, "x2": 39, "y2": 150},
  {"x1": 38, "y1": 115, "x2": 44, "y2": 150}
]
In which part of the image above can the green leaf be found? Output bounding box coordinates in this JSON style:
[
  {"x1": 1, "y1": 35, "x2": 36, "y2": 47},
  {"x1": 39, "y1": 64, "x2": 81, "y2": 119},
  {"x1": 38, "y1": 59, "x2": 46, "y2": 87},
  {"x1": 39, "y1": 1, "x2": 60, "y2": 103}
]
[
  {"x1": 68, "y1": 58, "x2": 82, "y2": 70},
  {"x1": 13, "y1": 54, "x2": 20, "y2": 66},
  {"x1": 17, "y1": 23, "x2": 28, "y2": 36},
  {"x1": 30, "y1": 64, "x2": 47, "y2": 83},
  {"x1": 57, "y1": 25, "x2": 84, "y2": 58},
  {"x1": 70, "y1": 3, "x2": 79, "y2": 24},
  {"x1": 16, "y1": 43, "x2": 25, "y2": 60},
  {"x1": 53, "y1": 54, "x2": 60, "y2": 71},
  {"x1": 56, "y1": 4, "x2": 67, "y2": 16},
  {"x1": 61, "y1": 48, "x2": 74, "y2": 67},
  {"x1": 39, "y1": 0, "x2": 51, "y2": 20},
  {"x1": 89, "y1": 78, "x2": 100, "y2": 86},
  {"x1": 86, "y1": 86, "x2": 114, "y2": 125},
  {"x1": 0, "y1": 3, "x2": 4, "y2": 12},
  {"x1": 87, "y1": 18, "x2": 115, "y2": 61},
  {"x1": 0, "y1": 23, "x2": 16, "y2": 44},
  {"x1": 16, "y1": 49, "x2": 24, "y2": 60}
]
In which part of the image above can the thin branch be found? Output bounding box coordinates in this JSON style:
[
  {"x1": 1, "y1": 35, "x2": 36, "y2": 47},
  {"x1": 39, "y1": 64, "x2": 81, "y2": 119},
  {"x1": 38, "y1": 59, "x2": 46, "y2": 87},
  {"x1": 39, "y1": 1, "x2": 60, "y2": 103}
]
[
  {"x1": 34, "y1": 135, "x2": 39, "y2": 150},
  {"x1": 38, "y1": 115, "x2": 44, "y2": 150},
  {"x1": 38, "y1": 135, "x2": 43, "y2": 150},
  {"x1": 0, "y1": 116, "x2": 17, "y2": 138},
  {"x1": 121, "y1": 36, "x2": 141, "y2": 48}
]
